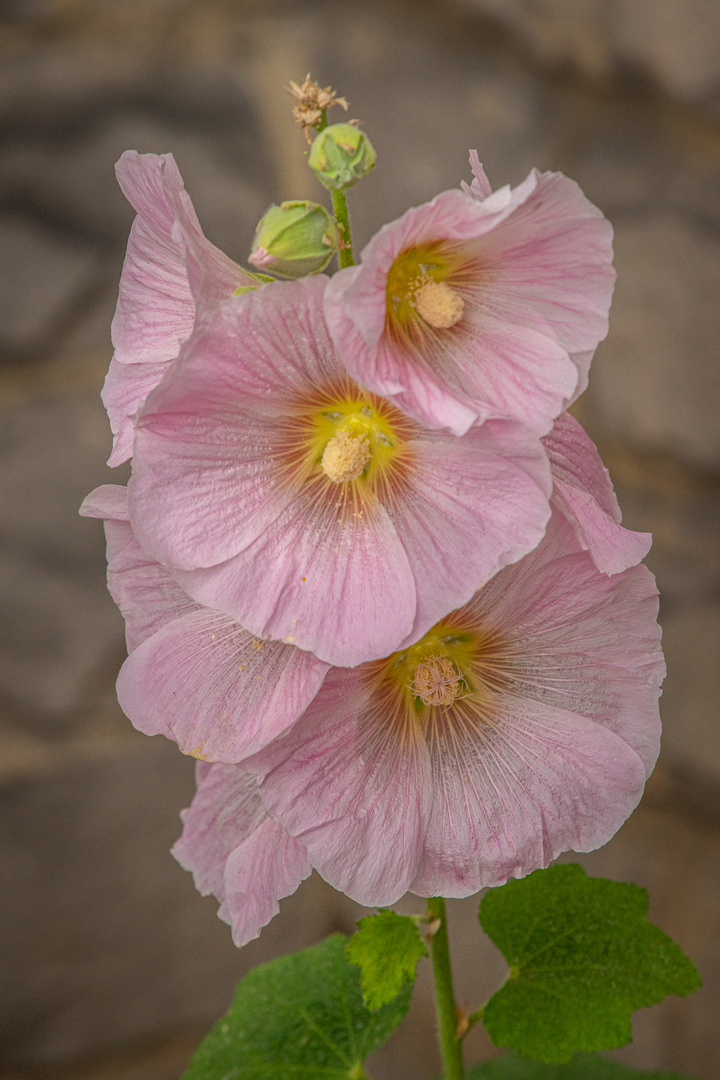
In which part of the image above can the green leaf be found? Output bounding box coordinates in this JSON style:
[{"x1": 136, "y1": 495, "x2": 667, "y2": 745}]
[
  {"x1": 346, "y1": 909, "x2": 428, "y2": 1009},
  {"x1": 183, "y1": 934, "x2": 411, "y2": 1080},
  {"x1": 480, "y1": 864, "x2": 700, "y2": 1063},
  {"x1": 465, "y1": 1051, "x2": 695, "y2": 1078}
]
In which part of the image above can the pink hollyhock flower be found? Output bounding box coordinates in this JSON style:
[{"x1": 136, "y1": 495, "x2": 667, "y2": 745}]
[
  {"x1": 324, "y1": 154, "x2": 615, "y2": 436},
  {"x1": 80, "y1": 485, "x2": 329, "y2": 763},
  {"x1": 173, "y1": 762, "x2": 311, "y2": 946},
  {"x1": 544, "y1": 411, "x2": 651, "y2": 575},
  {"x1": 240, "y1": 509, "x2": 663, "y2": 906},
  {"x1": 128, "y1": 274, "x2": 552, "y2": 668},
  {"x1": 103, "y1": 151, "x2": 258, "y2": 466}
]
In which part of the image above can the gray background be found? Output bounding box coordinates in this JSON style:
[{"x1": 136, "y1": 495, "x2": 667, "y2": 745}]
[{"x1": 1, "y1": 1, "x2": 719, "y2": 1077}]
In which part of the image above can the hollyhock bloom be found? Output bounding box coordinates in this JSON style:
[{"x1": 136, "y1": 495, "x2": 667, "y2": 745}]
[
  {"x1": 324, "y1": 154, "x2": 615, "y2": 436},
  {"x1": 241, "y1": 510, "x2": 663, "y2": 907},
  {"x1": 80, "y1": 485, "x2": 329, "y2": 763},
  {"x1": 128, "y1": 274, "x2": 552, "y2": 668},
  {"x1": 173, "y1": 762, "x2": 311, "y2": 946},
  {"x1": 544, "y1": 411, "x2": 651, "y2": 575},
  {"x1": 103, "y1": 151, "x2": 258, "y2": 466}
]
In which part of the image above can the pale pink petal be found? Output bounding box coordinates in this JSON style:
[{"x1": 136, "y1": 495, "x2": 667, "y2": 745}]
[
  {"x1": 116, "y1": 609, "x2": 329, "y2": 762},
  {"x1": 249, "y1": 668, "x2": 432, "y2": 907},
  {"x1": 387, "y1": 419, "x2": 551, "y2": 643},
  {"x1": 222, "y1": 817, "x2": 312, "y2": 947},
  {"x1": 411, "y1": 700, "x2": 647, "y2": 898},
  {"x1": 130, "y1": 276, "x2": 343, "y2": 571},
  {"x1": 544, "y1": 413, "x2": 651, "y2": 574},
  {"x1": 473, "y1": 171, "x2": 616, "y2": 356},
  {"x1": 463, "y1": 512, "x2": 663, "y2": 773},
  {"x1": 80, "y1": 484, "x2": 200, "y2": 650},
  {"x1": 112, "y1": 151, "x2": 252, "y2": 366},
  {"x1": 80, "y1": 483, "x2": 130, "y2": 523},
  {"x1": 102, "y1": 355, "x2": 169, "y2": 466},
  {"x1": 173, "y1": 485, "x2": 416, "y2": 668},
  {"x1": 172, "y1": 763, "x2": 310, "y2": 946},
  {"x1": 461, "y1": 150, "x2": 494, "y2": 200},
  {"x1": 173, "y1": 763, "x2": 266, "y2": 899}
]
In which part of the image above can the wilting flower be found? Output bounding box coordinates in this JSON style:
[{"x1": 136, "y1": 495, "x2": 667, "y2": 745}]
[
  {"x1": 80, "y1": 485, "x2": 329, "y2": 763},
  {"x1": 240, "y1": 510, "x2": 663, "y2": 907},
  {"x1": 103, "y1": 151, "x2": 258, "y2": 466},
  {"x1": 324, "y1": 155, "x2": 615, "y2": 436},
  {"x1": 544, "y1": 411, "x2": 651, "y2": 574},
  {"x1": 128, "y1": 274, "x2": 552, "y2": 667}
]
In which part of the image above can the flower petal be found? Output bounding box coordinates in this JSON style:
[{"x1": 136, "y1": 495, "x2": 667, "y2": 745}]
[
  {"x1": 544, "y1": 413, "x2": 652, "y2": 574},
  {"x1": 222, "y1": 817, "x2": 312, "y2": 947},
  {"x1": 388, "y1": 419, "x2": 551, "y2": 643},
  {"x1": 412, "y1": 700, "x2": 647, "y2": 898},
  {"x1": 102, "y1": 355, "x2": 169, "y2": 467},
  {"x1": 116, "y1": 609, "x2": 329, "y2": 762},
  {"x1": 172, "y1": 763, "x2": 310, "y2": 946},
  {"x1": 130, "y1": 276, "x2": 342, "y2": 571},
  {"x1": 112, "y1": 151, "x2": 252, "y2": 367},
  {"x1": 465, "y1": 512, "x2": 664, "y2": 773},
  {"x1": 80, "y1": 484, "x2": 197, "y2": 649},
  {"x1": 174, "y1": 484, "x2": 416, "y2": 668},
  {"x1": 249, "y1": 668, "x2": 432, "y2": 906}
]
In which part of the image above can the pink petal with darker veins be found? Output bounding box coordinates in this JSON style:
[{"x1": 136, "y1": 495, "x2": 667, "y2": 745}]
[
  {"x1": 107, "y1": 152, "x2": 255, "y2": 464},
  {"x1": 173, "y1": 484, "x2": 416, "y2": 669},
  {"x1": 544, "y1": 412, "x2": 651, "y2": 574},
  {"x1": 387, "y1": 418, "x2": 551, "y2": 644},
  {"x1": 411, "y1": 700, "x2": 647, "y2": 898},
  {"x1": 248, "y1": 667, "x2": 432, "y2": 907},
  {"x1": 173, "y1": 763, "x2": 311, "y2": 946},
  {"x1": 102, "y1": 356, "x2": 168, "y2": 467},
  {"x1": 116, "y1": 607, "x2": 329, "y2": 762}
]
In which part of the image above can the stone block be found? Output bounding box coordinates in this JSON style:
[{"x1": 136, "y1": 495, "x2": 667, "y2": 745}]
[
  {"x1": 0, "y1": 216, "x2": 101, "y2": 361},
  {"x1": 0, "y1": 736, "x2": 366, "y2": 1069},
  {"x1": 0, "y1": 112, "x2": 269, "y2": 263},
  {"x1": 0, "y1": 388, "x2": 128, "y2": 726},
  {"x1": 588, "y1": 214, "x2": 720, "y2": 471},
  {"x1": 449, "y1": 0, "x2": 720, "y2": 107}
]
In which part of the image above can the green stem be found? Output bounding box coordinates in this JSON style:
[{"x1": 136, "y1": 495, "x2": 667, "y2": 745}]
[
  {"x1": 313, "y1": 106, "x2": 355, "y2": 267},
  {"x1": 427, "y1": 897, "x2": 465, "y2": 1080},
  {"x1": 331, "y1": 187, "x2": 355, "y2": 268}
]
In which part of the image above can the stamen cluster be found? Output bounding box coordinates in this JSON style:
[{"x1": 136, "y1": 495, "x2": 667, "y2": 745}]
[{"x1": 83, "y1": 119, "x2": 663, "y2": 947}]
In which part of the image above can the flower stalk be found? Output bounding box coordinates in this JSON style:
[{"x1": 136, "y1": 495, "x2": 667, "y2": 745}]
[{"x1": 427, "y1": 897, "x2": 465, "y2": 1080}]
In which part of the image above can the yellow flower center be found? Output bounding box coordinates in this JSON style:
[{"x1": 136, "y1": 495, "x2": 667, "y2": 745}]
[
  {"x1": 321, "y1": 429, "x2": 372, "y2": 483},
  {"x1": 385, "y1": 243, "x2": 466, "y2": 333}
]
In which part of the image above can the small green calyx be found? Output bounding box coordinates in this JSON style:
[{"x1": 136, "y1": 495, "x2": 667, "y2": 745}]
[
  {"x1": 308, "y1": 123, "x2": 376, "y2": 191},
  {"x1": 248, "y1": 200, "x2": 337, "y2": 278}
]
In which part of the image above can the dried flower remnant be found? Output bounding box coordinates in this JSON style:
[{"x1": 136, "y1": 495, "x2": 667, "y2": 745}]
[{"x1": 289, "y1": 74, "x2": 349, "y2": 142}]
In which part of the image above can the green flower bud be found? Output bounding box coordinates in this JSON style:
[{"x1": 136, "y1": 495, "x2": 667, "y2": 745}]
[
  {"x1": 248, "y1": 201, "x2": 337, "y2": 278},
  {"x1": 308, "y1": 124, "x2": 376, "y2": 191}
]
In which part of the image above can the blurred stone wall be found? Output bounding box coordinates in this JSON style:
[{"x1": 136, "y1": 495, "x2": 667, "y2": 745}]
[{"x1": 1, "y1": 1, "x2": 719, "y2": 1077}]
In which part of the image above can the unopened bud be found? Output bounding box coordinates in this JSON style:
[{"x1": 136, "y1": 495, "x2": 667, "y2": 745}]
[
  {"x1": 308, "y1": 124, "x2": 376, "y2": 191},
  {"x1": 249, "y1": 201, "x2": 337, "y2": 278}
]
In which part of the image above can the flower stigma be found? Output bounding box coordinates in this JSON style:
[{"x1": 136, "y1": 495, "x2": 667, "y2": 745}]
[
  {"x1": 385, "y1": 243, "x2": 467, "y2": 333},
  {"x1": 412, "y1": 654, "x2": 466, "y2": 707},
  {"x1": 321, "y1": 428, "x2": 371, "y2": 483}
]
